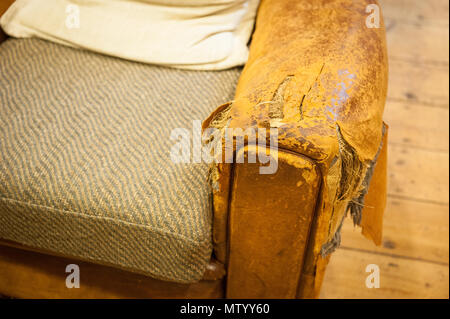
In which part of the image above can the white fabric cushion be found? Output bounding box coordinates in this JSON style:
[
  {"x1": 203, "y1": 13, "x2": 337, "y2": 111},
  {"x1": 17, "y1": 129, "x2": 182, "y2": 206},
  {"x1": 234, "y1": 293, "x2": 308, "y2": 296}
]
[{"x1": 0, "y1": 0, "x2": 259, "y2": 70}]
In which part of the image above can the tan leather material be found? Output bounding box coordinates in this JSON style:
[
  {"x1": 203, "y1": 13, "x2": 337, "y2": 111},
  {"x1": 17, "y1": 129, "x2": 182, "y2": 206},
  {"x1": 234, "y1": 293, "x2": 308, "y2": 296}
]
[
  {"x1": 203, "y1": 0, "x2": 388, "y2": 298},
  {"x1": 295, "y1": 254, "x2": 331, "y2": 299},
  {"x1": 0, "y1": 242, "x2": 224, "y2": 298},
  {"x1": 226, "y1": 147, "x2": 321, "y2": 298},
  {"x1": 360, "y1": 123, "x2": 389, "y2": 245}
]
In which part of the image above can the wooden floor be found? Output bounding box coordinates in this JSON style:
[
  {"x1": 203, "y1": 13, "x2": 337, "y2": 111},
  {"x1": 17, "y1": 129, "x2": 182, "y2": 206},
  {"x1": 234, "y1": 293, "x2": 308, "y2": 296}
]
[{"x1": 321, "y1": 0, "x2": 449, "y2": 299}]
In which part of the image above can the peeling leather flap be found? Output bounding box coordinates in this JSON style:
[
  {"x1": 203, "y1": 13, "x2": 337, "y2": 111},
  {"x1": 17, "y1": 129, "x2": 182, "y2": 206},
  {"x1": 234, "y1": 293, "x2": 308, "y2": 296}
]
[
  {"x1": 359, "y1": 123, "x2": 389, "y2": 245},
  {"x1": 321, "y1": 123, "x2": 388, "y2": 256}
]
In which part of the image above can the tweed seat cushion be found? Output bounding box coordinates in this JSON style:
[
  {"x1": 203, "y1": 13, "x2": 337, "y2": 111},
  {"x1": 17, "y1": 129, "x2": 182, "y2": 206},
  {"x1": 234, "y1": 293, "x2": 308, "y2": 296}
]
[{"x1": 0, "y1": 38, "x2": 241, "y2": 283}]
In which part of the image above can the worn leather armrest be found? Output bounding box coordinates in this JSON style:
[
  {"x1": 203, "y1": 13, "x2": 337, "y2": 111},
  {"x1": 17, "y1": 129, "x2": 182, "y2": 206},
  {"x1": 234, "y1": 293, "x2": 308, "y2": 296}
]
[
  {"x1": 205, "y1": 0, "x2": 388, "y2": 249},
  {"x1": 203, "y1": 0, "x2": 388, "y2": 298},
  {"x1": 230, "y1": 0, "x2": 388, "y2": 164}
]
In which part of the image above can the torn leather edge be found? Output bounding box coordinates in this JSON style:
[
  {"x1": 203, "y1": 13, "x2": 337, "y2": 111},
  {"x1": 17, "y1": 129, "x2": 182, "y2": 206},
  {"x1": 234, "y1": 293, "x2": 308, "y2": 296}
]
[
  {"x1": 298, "y1": 122, "x2": 388, "y2": 299},
  {"x1": 202, "y1": 102, "x2": 234, "y2": 263},
  {"x1": 320, "y1": 123, "x2": 388, "y2": 257},
  {"x1": 347, "y1": 123, "x2": 387, "y2": 226}
]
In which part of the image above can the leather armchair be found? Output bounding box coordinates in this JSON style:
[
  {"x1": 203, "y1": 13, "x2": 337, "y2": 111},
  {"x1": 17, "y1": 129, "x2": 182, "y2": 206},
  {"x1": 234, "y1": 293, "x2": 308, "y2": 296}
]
[{"x1": 0, "y1": 0, "x2": 388, "y2": 299}]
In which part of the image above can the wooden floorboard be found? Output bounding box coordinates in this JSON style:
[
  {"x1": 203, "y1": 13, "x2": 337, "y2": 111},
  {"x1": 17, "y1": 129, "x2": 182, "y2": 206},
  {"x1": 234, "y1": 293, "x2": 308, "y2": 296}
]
[
  {"x1": 321, "y1": 0, "x2": 449, "y2": 299},
  {"x1": 320, "y1": 248, "x2": 449, "y2": 299},
  {"x1": 380, "y1": 0, "x2": 449, "y2": 25},
  {"x1": 340, "y1": 197, "x2": 449, "y2": 264},
  {"x1": 388, "y1": 144, "x2": 449, "y2": 204},
  {"x1": 384, "y1": 21, "x2": 449, "y2": 64},
  {"x1": 383, "y1": 100, "x2": 449, "y2": 152},
  {"x1": 381, "y1": 0, "x2": 449, "y2": 64},
  {"x1": 387, "y1": 60, "x2": 449, "y2": 108}
]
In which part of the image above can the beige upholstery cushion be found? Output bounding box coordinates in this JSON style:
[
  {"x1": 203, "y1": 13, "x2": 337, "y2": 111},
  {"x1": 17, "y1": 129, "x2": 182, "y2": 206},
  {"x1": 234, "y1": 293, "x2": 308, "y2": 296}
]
[
  {"x1": 0, "y1": 38, "x2": 241, "y2": 283},
  {"x1": 1, "y1": 0, "x2": 259, "y2": 70}
]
